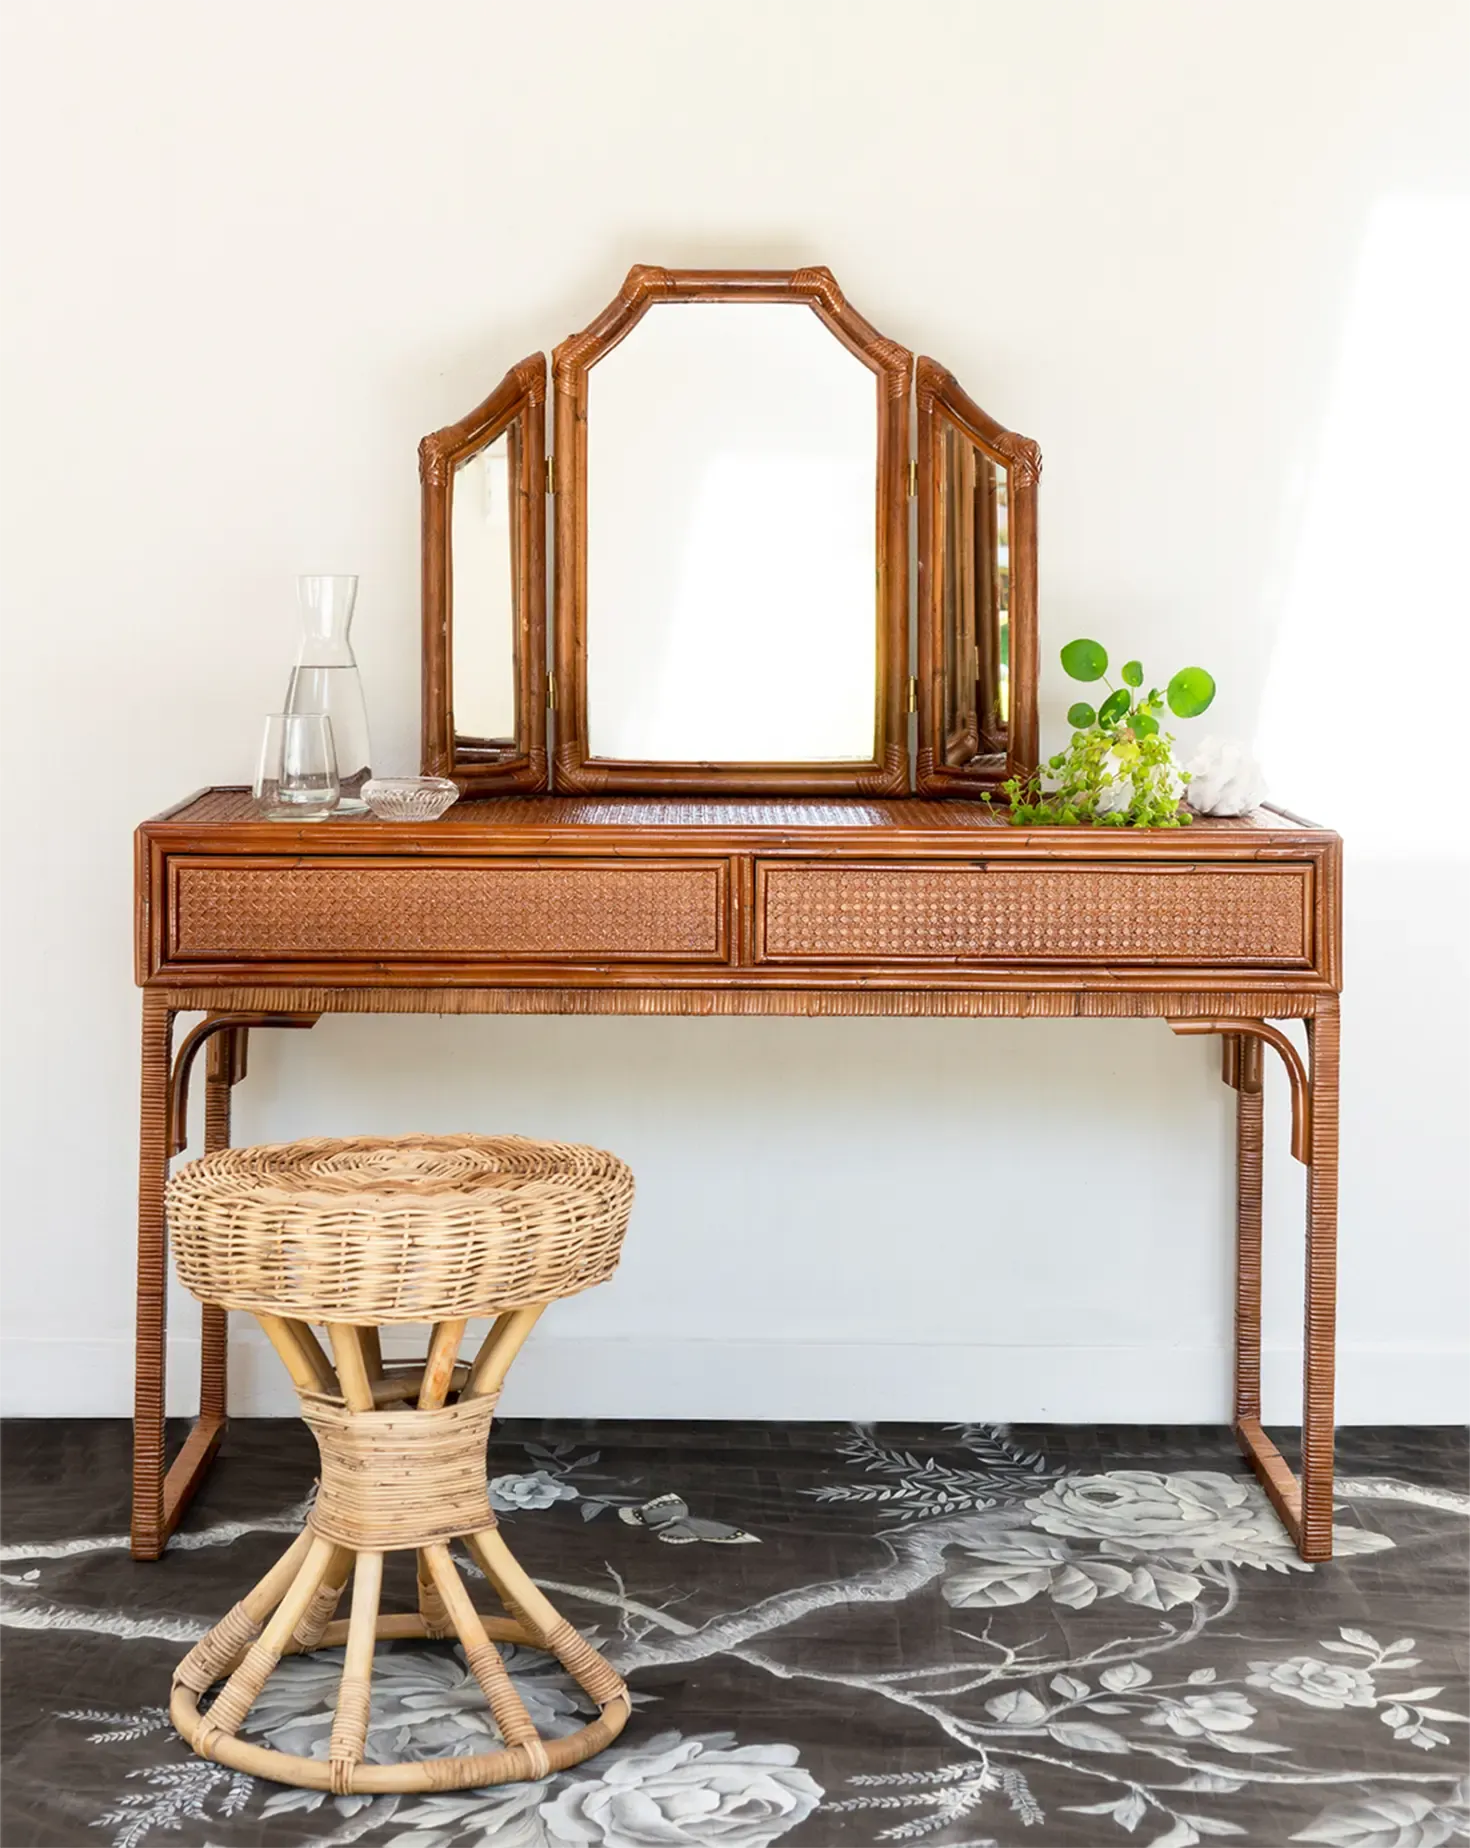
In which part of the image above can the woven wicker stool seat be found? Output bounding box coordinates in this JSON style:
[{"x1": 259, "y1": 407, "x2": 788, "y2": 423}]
[{"x1": 164, "y1": 1134, "x2": 635, "y2": 1796}]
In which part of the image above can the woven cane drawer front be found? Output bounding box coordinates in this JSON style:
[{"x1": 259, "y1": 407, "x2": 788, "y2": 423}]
[
  {"x1": 167, "y1": 858, "x2": 730, "y2": 963},
  {"x1": 756, "y1": 861, "x2": 1313, "y2": 964}
]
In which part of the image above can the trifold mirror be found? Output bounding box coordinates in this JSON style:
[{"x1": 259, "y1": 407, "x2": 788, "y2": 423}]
[
  {"x1": 421, "y1": 354, "x2": 547, "y2": 792},
  {"x1": 420, "y1": 267, "x2": 1039, "y2": 797},
  {"x1": 915, "y1": 358, "x2": 1040, "y2": 795}
]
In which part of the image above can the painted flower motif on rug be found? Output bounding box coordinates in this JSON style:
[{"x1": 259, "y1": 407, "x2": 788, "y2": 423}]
[{"x1": 3, "y1": 1423, "x2": 1464, "y2": 1848}]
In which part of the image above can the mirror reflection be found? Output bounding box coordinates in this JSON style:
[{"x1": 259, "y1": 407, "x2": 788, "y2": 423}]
[
  {"x1": 450, "y1": 428, "x2": 518, "y2": 747},
  {"x1": 939, "y1": 420, "x2": 1009, "y2": 766},
  {"x1": 585, "y1": 303, "x2": 878, "y2": 763}
]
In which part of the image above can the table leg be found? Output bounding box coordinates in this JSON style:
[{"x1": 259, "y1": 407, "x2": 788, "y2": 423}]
[
  {"x1": 132, "y1": 992, "x2": 175, "y2": 1559},
  {"x1": 198, "y1": 1029, "x2": 243, "y2": 1423},
  {"x1": 1232, "y1": 1033, "x2": 1264, "y2": 1425},
  {"x1": 1171, "y1": 1011, "x2": 1337, "y2": 1561},
  {"x1": 1299, "y1": 997, "x2": 1340, "y2": 1561},
  {"x1": 135, "y1": 1007, "x2": 316, "y2": 1558}
]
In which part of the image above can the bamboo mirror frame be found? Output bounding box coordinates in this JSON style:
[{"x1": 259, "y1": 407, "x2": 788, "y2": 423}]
[
  {"x1": 420, "y1": 271, "x2": 1042, "y2": 799},
  {"x1": 915, "y1": 357, "x2": 1040, "y2": 796},
  {"x1": 420, "y1": 354, "x2": 548, "y2": 795},
  {"x1": 551, "y1": 266, "x2": 913, "y2": 796}
]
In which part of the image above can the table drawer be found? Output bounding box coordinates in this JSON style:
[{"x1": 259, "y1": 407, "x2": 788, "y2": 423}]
[
  {"x1": 755, "y1": 860, "x2": 1314, "y2": 965},
  {"x1": 166, "y1": 857, "x2": 730, "y2": 964}
]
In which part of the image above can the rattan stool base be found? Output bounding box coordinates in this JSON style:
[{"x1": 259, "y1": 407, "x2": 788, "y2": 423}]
[
  {"x1": 164, "y1": 1135, "x2": 636, "y2": 1794},
  {"x1": 167, "y1": 1329, "x2": 633, "y2": 1793},
  {"x1": 170, "y1": 1534, "x2": 631, "y2": 1794}
]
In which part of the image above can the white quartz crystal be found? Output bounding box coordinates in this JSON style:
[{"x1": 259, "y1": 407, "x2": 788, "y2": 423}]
[{"x1": 1184, "y1": 736, "x2": 1268, "y2": 816}]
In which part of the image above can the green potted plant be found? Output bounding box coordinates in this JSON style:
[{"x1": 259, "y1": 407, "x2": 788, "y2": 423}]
[{"x1": 989, "y1": 640, "x2": 1216, "y2": 827}]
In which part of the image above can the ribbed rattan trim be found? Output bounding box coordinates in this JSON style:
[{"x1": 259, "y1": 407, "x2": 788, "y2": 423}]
[
  {"x1": 302, "y1": 1394, "x2": 497, "y2": 1550},
  {"x1": 166, "y1": 1134, "x2": 633, "y2": 1322}
]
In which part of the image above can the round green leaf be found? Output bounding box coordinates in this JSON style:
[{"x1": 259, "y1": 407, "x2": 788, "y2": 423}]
[
  {"x1": 1098, "y1": 687, "x2": 1132, "y2": 726},
  {"x1": 1066, "y1": 702, "x2": 1097, "y2": 729},
  {"x1": 1121, "y1": 660, "x2": 1143, "y2": 688},
  {"x1": 1060, "y1": 638, "x2": 1108, "y2": 682},
  {"x1": 1167, "y1": 666, "x2": 1216, "y2": 718},
  {"x1": 1133, "y1": 710, "x2": 1159, "y2": 736}
]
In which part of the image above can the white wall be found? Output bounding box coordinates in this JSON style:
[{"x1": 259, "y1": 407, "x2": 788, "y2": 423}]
[{"x1": 2, "y1": 0, "x2": 1466, "y2": 1423}]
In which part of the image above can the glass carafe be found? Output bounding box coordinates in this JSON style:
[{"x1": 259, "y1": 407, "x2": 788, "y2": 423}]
[{"x1": 284, "y1": 575, "x2": 372, "y2": 811}]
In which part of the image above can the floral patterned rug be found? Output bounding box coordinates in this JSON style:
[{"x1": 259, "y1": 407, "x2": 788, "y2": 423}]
[{"x1": 2, "y1": 1419, "x2": 1466, "y2": 1848}]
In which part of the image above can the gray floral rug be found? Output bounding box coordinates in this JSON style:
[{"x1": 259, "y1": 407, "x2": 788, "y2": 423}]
[{"x1": 2, "y1": 1420, "x2": 1466, "y2": 1848}]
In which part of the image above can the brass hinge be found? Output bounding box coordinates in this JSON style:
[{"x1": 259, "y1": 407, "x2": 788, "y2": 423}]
[
  {"x1": 906, "y1": 675, "x2": 918, "y2": 713},
  {"x1": 546, "y1": 673, "x2": 556, "y2": 709},
  {"x1": 906, "y1": 458, "x2": 918, "y2": 498},
  {"x1": 545, "y1": 455, "x2": 554, "y2": 494}
]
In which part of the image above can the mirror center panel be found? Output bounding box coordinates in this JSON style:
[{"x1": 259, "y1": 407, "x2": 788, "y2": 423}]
[{"x1": 585, "y1": 302, "x2": 878, "y2": 764}]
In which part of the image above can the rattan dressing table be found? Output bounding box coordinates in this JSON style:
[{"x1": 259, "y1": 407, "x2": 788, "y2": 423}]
[{"x1": 130, "y1": 268, "x2": 1343, "y2": 1565}]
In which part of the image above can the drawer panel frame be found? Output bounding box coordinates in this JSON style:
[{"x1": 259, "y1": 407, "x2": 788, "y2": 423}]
[
  {"x1": 752, "y1": 858, "x2": 1316, "y2": 967},
  {"x1": 164, "y1": 855, "x2": 733, "y2": 966}
]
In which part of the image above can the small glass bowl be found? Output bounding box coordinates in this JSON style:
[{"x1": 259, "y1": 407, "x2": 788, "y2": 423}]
[{"x1": 361, "y1": 777, "x2": 460, "y2": 822}]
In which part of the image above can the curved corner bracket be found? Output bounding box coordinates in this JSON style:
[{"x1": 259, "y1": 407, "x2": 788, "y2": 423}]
[
  {"x1": 621, "y1": 263, "x2": 676, "y2": 304},
  {"x1": 418, "y1": 435, "x2": 448, "y2": 488},
  {"x1": 552, "y1": 329, "x2": 600, "y2": 395},
  {"x1": 997, "y1": 434, "x2": 1042, "y2": 486},
  {"x1": 789, "y1": 265, "x2": 843, "y2": 314},
  {"x1": 514, "y1": 355, "x2": 546, "y2": 407},
  {"x1": 552, "y1": 743, "x2": 608, "y2": 793},
  {"x1": 1168, "y1": 1018, "x2": 1311, "y2": 1163},
  {"x1": 422, "y1": 354, "x2": 547, "y2": 469},
  {"x1": 914, "y1": 354, "x2": 951, "y2": 412},
  {"x1": 554, "y1": 270, "x2": 672, "y2": 396},
  {"x1": 916, "y1": 356, "x2": 1040, "y2": 479},
  {"x1": 870, "y1": 337, "x2": 915, "y2": 396},
  {"x1": 168, "y1": 1013, "x2": 320, "y2": 1158},
  {"x1": 856, "y1": 742, "x2": 910, "y2": 797}
]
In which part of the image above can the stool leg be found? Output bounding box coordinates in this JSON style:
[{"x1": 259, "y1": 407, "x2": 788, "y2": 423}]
[
  {"x1": 412, "y1": 1319, "x2": 470, "y2": 1639},
  {"x1": 197, "y1": 1533, "x2": 337, "y2": 1748},
  {"x1": 416, "y1": 1551, "x2": 456, "y2": 1637},
  {"x1": 328, "y1": 1550, "x2": 383, "y2": 1794},
  {"x1": 359, "y1": 1326, "x2": 384, "y2": 1383},
  {"x1": 422, "y1": 1542, "x2": 549, "y2": 1777},
  {"x1": 257, "y1": 1315, "x2": 338, "y2": 1397},
  {"x1": 173, "y1": 1528, "x2": 315, "y2": 1694},
  {"x1": 290, "y1": 1544, "x2": 353, "y2": 1651},
  {"x1": 466, "y1": 1527, "x2": 629, "y2": 1719},
  {"x1": 327, "y1": 1325, "x2": 377, "y2": 1413},
  {"x1": 418, "y1": 1319, "x2": 468, "y2": 1410},
  {"x1": 464, "y1": 1306, "x2": 544, "y2": 1403}
]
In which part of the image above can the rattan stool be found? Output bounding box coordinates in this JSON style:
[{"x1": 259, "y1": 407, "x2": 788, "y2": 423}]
[{"x1": 163, "y1": 1133, "x2": 635, "y2": 1795}]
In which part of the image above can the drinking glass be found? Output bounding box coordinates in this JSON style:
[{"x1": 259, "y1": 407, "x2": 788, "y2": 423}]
[{"x1": 254, "y1": 712, "x2": 339, "y2": 819}]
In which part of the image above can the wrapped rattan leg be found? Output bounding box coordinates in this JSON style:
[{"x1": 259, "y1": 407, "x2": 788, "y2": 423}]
[
  {"x1": 327, "y1": 1550, "x2": 383, "y2": 1795},
  {"x1": 414, "y1": 1319, "x2": 471, "y2": 1648},
  {"x1": 173, "y1": 1528, "x2": 315, "y2": 1695},
  {"x1": 466, "y1": 1527, "x2": 629, "y2": 1717},
  {"x1": 416, "y1": 1550, "x2": 456, "y2": 1638},
  {"x1": 422, "y1": 1542, "x2": 549, "y2": 1777},
  {"x1": 194, "y1": 1534, "x2": 337, "y2": 1752},
  {"x1": 291, "y1": 1545, "x2": 352, "y2": 1650}
]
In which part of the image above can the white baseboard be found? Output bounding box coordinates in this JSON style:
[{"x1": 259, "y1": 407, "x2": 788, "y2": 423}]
[{"x1": 2, "y1": 1332, "x2": 1466, "y2": 1423}]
